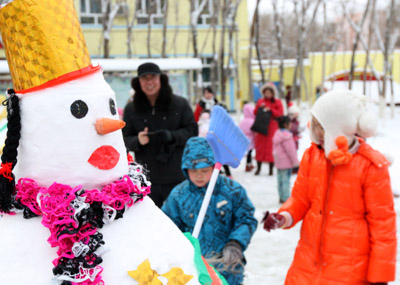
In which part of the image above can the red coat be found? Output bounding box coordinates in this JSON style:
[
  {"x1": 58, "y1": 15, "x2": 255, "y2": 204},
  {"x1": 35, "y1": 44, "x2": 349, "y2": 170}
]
[
  {"x1": 254, "y1": 98, "x2": 283, "y2": 162},
  {"x1": 279, "y1": 140, "x2": 397, "y2": 284}
]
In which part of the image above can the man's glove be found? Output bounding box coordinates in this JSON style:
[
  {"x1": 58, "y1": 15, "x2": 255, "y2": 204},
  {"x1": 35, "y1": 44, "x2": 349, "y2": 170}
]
[
  {"x1": 148, "y1": 129, "x2": 174, "y2": 144},
  {"x1": 262, "y1": 212, "x2": 286, "y2": 232},
  {"x1": 158, "y1": 129, "x2": 173, "y2": 143},
  {"x1": 222, "y1": 240, "x2": 243, "y2": 271}
]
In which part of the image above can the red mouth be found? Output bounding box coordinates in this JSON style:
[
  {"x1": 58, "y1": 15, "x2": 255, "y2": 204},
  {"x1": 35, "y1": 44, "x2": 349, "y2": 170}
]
[{"x1": 88, "y1": 145, "x2": 120, "y2": 170}]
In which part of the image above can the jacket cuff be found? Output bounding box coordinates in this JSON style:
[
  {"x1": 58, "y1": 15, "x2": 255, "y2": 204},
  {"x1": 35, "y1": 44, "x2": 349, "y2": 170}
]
[
  {"x1": 367, "y1": 259, "x2": 396, "y2": 283},
  {"x1": 280, "y1": 211, "x2": 293, "y2": 228}
]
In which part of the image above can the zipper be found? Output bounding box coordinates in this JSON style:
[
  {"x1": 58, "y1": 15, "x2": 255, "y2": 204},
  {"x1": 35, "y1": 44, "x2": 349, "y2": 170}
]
[
  {"x1": 151, "y1": 107, "x2": 155, "y2": 115},
  {"x1": 317, "y1": 163, "x2": 334, "y2": 282}
]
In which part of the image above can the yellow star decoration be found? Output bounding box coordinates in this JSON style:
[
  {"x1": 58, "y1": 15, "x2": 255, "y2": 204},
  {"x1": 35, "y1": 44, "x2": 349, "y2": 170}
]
[
  {"x1": 162, "y1": 267, "x2": 193, "y2": 285},
  {"x1": 128, "y1": 259, "x2": 162, "y2": 285}
]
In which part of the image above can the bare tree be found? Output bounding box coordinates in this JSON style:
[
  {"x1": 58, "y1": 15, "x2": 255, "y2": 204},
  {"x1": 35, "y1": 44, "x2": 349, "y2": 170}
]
[
  {"x1": 146, "y1": 0, "x2": 156, "y2": 57},
  {"x1": 226, "y1": 0, "x2": 242, "y2": 108},
  {"x1": 190, "y1": 0, "x2": 208, "y2": 58},
  {"x1": 125, "y1": 0, "x2": 140, "y2": 58},
  {"x1": 199, "y1": 24, "x2": 212, "y2": 55},
  {"x1": 218, "y1": 0, "x2": 229, "y2": 102},
  {"x1": 190, "y1": 0, "x2": 208, "y2": 103},
  {"x1": 388, "y1": 7, "x2": 400, "y2": 117},
  {"x1": 247, "y1": 0, "x2": 262, "y2": 102},
  {"x1": 254, "y1": 1, "x2": 265, "y2": 84},
  {"x1": 344, "y1": 0, "x2": 371, "y2": 89},
  {"x1": 382, "y1": 0, "x2": 398, "y2": 118},
  {"x1": 210, "y1": 0, "x2": 220, "y2": 95},
  {"x1": 320, "y1": 0, "x2": 327, "y2": 96},
  {"x1": 345, "y1": 10, "x2": 382, "y2": 93},
  {"x1": 291, "y1": 0, "x2": 322, "y2": 103},
  {"x1": 101, "y1": 0, "x2": 121, "y2": 58},
  {"x1": 161, "y1": 0, "x2": 169, "y2": 57},
  {"x1": 361, "y1": 0, "x2": 377, "y2": 95},
  {"x1": 272, "y1": 0, "x2": 284, "y2": 96},
  {"x1": 350, "y1": 0, "x2": 398, "y2": 117},
  {"x1": 170, "y1": 0, "x2": 180, "y2": 57}
]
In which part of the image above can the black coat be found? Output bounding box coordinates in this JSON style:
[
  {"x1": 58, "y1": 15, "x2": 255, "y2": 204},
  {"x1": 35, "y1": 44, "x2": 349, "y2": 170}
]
[{"x1": 123, "y1": 94, "x2": 198, "y2": 185}]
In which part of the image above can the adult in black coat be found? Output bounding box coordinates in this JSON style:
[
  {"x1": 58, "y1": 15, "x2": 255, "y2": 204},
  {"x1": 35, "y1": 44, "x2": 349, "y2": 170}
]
[{"x1": 122, "y1": 63, "x2": 198, "y2": 207}]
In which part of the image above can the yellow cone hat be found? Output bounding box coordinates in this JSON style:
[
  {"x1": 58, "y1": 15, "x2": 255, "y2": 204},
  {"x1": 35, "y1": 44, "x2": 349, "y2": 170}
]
[{"x1": 0, "y1": 0, "x2": 93, "y2": 92}]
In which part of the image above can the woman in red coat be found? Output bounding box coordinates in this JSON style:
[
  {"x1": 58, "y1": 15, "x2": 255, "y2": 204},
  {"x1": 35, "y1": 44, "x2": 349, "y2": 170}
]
[
  {"x1": 254, "y1": 83, "x2": 284, "y2": 175},
  {"x1": 263, "y1": 90, "x2": 396, "y2": 285}
]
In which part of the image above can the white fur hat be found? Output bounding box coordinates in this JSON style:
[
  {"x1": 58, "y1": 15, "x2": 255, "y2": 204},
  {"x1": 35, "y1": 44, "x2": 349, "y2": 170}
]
[
  {"x1": 259, "y1": 82, "x2": 278, "y2": 96},
  {"x1": 310, "y1": 89, "x2": 378, "y2": 157},
  {"x1": 288, "y1": 104, "x2": 300, "y2": 115}
]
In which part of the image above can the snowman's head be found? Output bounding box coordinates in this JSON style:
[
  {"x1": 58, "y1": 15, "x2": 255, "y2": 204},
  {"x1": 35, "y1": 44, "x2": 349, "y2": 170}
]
[
  {"x1": 14, "y1": 69, "x2": 128, "y2": 188},
  {"x1": 0, "y1": 0, "x2": 129, "y2": 212}
]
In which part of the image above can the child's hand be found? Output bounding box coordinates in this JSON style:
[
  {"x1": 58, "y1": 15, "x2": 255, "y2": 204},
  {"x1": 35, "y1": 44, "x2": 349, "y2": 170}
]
[
  {"x1": 222, "y1": 240, "x2": 243, "y2": 271},
  {"x1": 328, "y1": 136, "x2": 352, "y2": 165}
]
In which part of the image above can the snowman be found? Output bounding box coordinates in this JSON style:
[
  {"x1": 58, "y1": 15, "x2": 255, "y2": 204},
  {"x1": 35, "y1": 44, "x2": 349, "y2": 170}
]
[{"x1": 0, "y1": 0, "x2": 224, "y2": 284}]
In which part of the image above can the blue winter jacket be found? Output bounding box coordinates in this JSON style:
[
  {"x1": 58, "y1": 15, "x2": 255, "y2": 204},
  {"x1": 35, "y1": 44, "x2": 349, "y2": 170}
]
[{"x1": 162, "y1": 137, "x2": 257, "y2": 284}]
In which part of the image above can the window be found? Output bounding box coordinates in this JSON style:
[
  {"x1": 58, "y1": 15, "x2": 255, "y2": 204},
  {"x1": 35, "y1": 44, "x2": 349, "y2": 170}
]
[
  {"x1": 80, "y1": 0, "x2": 103, "y2": 25},
  {"x1": 200, "y1": 57, "x2": 218, "y2": 88},
  {"x1": 137, "y1": 0, "x2": 165, "y2": 25},
  {"x1": 195, "y1": 0, "x2": 213, "y2": 25}
]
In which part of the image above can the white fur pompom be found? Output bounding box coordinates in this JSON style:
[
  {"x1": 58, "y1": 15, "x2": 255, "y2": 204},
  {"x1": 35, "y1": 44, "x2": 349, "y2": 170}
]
[{"x1": 357, "y1": 111, "x2": 378, "y2": 137}]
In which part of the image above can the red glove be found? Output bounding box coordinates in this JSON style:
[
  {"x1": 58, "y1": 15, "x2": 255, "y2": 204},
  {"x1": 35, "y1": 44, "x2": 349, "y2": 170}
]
[
  {"x1": 327, "y1": 136, "x2": 352, "y2": 165},
  {"x1": 262, "y1": 212, "x2": 286, "y2": 232}
]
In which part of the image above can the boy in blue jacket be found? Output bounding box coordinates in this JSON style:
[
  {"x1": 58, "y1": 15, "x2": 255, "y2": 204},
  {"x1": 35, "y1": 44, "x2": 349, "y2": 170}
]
[{"x1": 162, "y1": 137, "x2": 257, "y2": 284}]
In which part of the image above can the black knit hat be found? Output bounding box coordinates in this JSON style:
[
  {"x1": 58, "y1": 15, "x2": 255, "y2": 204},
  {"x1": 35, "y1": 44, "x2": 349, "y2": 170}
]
[{"x1": 137, "y1": 62, "x2": 161, "y2": 77}]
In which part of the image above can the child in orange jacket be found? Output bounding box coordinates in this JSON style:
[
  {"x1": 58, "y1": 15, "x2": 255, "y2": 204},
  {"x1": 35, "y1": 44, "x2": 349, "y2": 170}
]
[{"x1": 263, "y1": 90, "x2": 396, "y2": 285}]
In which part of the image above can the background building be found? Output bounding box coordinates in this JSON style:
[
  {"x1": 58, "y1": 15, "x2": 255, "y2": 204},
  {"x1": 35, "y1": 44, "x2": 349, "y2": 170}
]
[{"x1": 75, "y1": 0, "x2": 251, "y2": 111}]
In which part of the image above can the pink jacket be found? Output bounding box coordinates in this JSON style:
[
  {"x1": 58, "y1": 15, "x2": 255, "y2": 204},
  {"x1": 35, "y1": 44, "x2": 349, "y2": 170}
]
[
  {"x1": 272, "y1": 129, "x2": 299, "y2": 169},
  {"x1": 239, "y1": 104, "x2": 255, "y2": 150}
]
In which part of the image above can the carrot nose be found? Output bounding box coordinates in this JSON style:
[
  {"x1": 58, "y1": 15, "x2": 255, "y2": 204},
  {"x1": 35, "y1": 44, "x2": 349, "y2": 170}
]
[{"x1": 95, "y1": 118, "x2": 126, "y2": 135}]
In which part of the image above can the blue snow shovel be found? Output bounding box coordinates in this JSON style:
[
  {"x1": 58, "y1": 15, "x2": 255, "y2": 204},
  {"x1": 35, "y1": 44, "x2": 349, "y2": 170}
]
[{"x1": 192, "y1": 106, "x2": 250, "y2": 238}]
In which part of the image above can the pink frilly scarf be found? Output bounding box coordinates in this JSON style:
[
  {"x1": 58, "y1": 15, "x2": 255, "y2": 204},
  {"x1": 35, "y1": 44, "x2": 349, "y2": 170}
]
[{"x1": 14, "y1": 163, "x2": 151, "y2": 285}]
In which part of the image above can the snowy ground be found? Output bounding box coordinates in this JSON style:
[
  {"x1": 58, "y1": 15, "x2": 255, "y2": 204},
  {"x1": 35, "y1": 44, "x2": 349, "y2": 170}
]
[{"x1": 231, "y1": 105, "x2": 400, "y2": 285}]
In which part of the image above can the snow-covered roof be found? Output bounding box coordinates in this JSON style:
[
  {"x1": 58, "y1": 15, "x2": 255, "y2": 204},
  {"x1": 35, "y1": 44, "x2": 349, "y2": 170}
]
[
  {"x1": 0, "y1": 58, "x2": 202, "y2": 74},
  {"x1": 251, "y1": 58, "x2": 310, "y2": 69}
]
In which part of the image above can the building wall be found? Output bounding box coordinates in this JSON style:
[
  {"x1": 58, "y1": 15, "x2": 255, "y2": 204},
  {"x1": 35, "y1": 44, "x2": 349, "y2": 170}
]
[
  {"x1": 252, "y1": 50, "x2": 400, "y2": 103},
  {"x1": 75, "y1": 0, "x2": 250, "y2": 110}
]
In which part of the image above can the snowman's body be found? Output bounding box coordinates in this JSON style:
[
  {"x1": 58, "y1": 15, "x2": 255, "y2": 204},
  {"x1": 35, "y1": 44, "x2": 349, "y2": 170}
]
[
  {"x1": 0, "y1": 71, "x2": 202, "y2": 284},
  {"x1": 0, "y1": 197, "x2": 200, "y2": 284}
]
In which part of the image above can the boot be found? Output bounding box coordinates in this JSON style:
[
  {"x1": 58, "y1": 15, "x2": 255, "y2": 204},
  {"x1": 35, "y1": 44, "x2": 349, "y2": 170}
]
[
  {"x1": 269, "y1": 162, "x2": 274, "y2": 176},
  {"x1": 254, "y1": 161, "x2": 262, "y2": 175},
  {"x1": 245, "y1": 163, "x2": 254, "y2": 172}
]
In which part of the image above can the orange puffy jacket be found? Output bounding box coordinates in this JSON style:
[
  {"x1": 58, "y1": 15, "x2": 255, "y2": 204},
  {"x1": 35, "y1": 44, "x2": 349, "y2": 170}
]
[{"x1": 279, "y1": 139, "x2": 397, "y2": 285}]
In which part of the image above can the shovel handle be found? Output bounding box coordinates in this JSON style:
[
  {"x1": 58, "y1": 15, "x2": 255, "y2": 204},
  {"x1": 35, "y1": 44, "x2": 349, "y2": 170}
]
[{"x1": 192, "y1": 162, "x2": 222, "y2": 238}]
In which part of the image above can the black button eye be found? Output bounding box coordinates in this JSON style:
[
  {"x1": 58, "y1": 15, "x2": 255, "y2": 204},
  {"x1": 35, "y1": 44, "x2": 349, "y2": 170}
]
[
  {"x1": 70, "y1": 100, "x2": 88, "y2": 119},
  {"x1": 109, "y1": 98, "x2": 116, "y2": 115}
]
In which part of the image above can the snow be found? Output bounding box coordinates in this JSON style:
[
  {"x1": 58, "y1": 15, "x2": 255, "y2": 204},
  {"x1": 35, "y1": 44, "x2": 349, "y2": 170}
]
[{"x1": 232, "y1": 104, "x2": 400, "y2": 284}]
